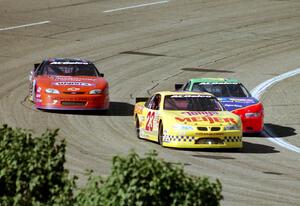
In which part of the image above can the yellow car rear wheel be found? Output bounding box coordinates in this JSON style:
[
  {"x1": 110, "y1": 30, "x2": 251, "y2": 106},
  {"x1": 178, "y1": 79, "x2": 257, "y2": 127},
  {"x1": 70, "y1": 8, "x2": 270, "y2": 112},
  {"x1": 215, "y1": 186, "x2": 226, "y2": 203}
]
[
  {"x1": 135, "y1": 116, "x2": 141, "y2": 139},
  {"x1": 158, "y1": 123, "x2": 164, "y2": 146}
]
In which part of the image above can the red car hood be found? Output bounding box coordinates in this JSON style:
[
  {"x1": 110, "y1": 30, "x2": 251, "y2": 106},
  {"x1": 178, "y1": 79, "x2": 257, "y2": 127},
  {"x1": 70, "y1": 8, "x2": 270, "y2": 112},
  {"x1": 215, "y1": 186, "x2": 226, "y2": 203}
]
[{"x1": 35, "y1": 75, "x2": 107, "y2": 91}]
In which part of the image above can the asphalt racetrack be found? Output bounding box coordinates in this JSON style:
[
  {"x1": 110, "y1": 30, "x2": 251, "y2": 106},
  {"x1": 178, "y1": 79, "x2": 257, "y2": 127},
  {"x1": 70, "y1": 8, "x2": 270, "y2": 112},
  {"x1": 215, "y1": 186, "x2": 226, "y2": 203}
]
[{"x1": 0, "y1": 0, "x2": 300, "y2": 205}]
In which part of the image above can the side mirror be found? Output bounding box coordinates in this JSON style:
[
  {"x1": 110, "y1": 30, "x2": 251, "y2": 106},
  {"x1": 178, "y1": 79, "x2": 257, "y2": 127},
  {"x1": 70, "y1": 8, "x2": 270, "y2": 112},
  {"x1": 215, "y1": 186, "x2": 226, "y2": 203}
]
[
  {"x1": 99, "y1": 73, "x2": 104, "y2": 77},
  {"x1": 29, "y1": 71, "x2": 34, "y2": 82},
  {"x1": 175, "y1": 84, "x2": 184, "y2": 91}
]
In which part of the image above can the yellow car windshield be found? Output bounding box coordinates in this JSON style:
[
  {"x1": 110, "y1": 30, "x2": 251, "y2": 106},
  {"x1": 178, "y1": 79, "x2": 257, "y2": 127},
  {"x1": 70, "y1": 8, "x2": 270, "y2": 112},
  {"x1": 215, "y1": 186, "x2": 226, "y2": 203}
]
[{"x1": 163, "y1": 95, "x2": 224, "y2": 111}]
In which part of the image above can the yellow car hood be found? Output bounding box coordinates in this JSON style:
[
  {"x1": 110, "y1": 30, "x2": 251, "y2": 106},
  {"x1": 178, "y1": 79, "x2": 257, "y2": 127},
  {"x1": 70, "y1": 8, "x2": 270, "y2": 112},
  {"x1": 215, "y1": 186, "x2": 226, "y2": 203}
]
[{"x1": 162, "y1": 110, "x2": 240, "y2": 126}]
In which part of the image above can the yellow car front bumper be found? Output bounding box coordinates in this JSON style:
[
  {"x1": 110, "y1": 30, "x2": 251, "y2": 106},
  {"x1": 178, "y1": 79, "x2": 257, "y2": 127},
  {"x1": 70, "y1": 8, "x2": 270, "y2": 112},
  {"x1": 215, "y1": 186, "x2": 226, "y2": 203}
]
[{"x1": 162, "y1": 131, "x2": 242, "y2": 149}]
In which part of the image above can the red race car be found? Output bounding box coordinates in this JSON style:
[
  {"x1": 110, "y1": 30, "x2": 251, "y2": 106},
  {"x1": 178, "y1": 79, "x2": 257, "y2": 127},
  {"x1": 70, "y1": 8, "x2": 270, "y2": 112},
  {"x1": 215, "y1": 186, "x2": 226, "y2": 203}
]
[
  {"x1": 176, "y1": 78, "x2": 264, "y2": 134},
  {"x1": 29, "y1": 58, "x2": 109, "y2": 111}
]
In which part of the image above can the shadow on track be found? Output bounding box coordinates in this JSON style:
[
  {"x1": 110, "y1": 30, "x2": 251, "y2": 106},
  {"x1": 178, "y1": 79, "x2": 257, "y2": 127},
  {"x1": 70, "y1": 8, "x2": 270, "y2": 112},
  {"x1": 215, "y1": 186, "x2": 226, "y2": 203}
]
[
  {"x1": 175, "y1": 141, "x2": 279, "y2": 154},
  {"x1": 181, "y1": 67, "x2": 234, "y2": 73},
  {"x1": 138, "y1": 139, "x2": 279, "y2": 154},
  {"x1": 264, "y1": 123, "x2": 297, "y2": 137},
  {"x1": 241, "y1": 141, "x2": 279, "y2": 154}
]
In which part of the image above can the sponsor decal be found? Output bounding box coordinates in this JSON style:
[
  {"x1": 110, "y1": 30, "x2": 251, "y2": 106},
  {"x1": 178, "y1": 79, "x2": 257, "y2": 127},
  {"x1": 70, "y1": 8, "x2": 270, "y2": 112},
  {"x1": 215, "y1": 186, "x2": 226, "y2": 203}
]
[
  {"x1": 182, "y1": 111, "x2": 218, "y2": 116},
  {"x1": 50, "y1": 61, "x2": 89, "y2": 65},
  {"x1": 195, "y1": 133, "x2": 224, "y2": 136},
  {"x1": 53, "y1": 82, "x2": 94, "y2": 86},
  {"x1": 175, "y1": 116, "x2": 237, "y2": 124},
  {"x1": 67, "y1": 87, "x2": 80, "y2": 91},
  {"x1": 140, "y1": 116, "x2": 145, "y2": 122},
  {"x1": 54, "y1": 97, "x2": 90, "y2": 101},
  {"x1": 177, "y1": 131, "x2": 187, "y2": 136},
  {"x1": 171, "y1": 95, "x2": 212, "y2": 98},
  {"x1": 144, "y1": 111, "x2": 160, "y2": 132},
  {"x1": 223, "y1": 104, "x2": 243, "y2": 108},
  {"x1": 146, "y1": 111, "x2": 155, "y2": 131},
  {"x1": 134, "y1": 105, "x2": 144, "y2": 114},
  {"x1": 198, "y1": 82, "x2": 239, "y2": 85},
  {"x1": 50, "y1": 76, "x2": 96, "y2": 82},
  {"x1": 163, "y1": 136, "x2": 171, "y2": 143},
  {"x1": 227, "y1": 98, "x2": 255, "y2": 103},
  {"x1": 139, "y1": 129, "x2": 149, "y2": 138},
  {"x1": 219, "y1": 98, "x2": 258, "y2": 111}
]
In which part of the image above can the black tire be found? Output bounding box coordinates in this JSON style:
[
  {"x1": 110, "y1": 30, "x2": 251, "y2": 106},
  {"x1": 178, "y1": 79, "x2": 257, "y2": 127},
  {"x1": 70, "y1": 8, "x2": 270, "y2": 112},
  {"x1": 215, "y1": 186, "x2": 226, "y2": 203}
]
[
  {"x1": 158, "y1": 123, "x2": 164, "y2": 146},
  {"x1": 28, "y1": 82, "x2": 35, "y2": 102},
  {"x1": 231, "y1": 147, "x2": 243, "y2": 153},
  {"x1": 135, "y1": 116, "x2": 141, "y2": 139},
  {"x1": 100, "y1": 109, "x2": 109, "y2": 115}
]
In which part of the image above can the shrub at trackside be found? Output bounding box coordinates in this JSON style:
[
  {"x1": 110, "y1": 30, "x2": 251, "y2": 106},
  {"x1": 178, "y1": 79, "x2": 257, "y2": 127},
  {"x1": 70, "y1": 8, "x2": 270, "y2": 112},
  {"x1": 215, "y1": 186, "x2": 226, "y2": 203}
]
[
  {"x1": 0, "y1": 125, "x2": 76, "y2": 206},
  {"x1": 0, "y1": 125, "x2": 223, "y2": 206},
  {"x1": 75, "y1": 150, "x2": 223, "y2": 206}
]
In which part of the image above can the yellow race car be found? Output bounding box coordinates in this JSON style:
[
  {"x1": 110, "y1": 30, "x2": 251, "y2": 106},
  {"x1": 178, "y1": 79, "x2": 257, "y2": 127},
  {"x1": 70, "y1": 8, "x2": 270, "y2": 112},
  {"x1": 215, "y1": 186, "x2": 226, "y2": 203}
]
[{"x1": 134, "y1": 91, "x2": 243, "y2": 149}]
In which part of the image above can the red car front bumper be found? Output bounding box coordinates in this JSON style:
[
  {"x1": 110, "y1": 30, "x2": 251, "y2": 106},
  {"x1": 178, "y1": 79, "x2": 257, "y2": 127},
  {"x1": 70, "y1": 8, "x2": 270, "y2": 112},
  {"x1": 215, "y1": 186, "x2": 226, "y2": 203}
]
[
  {"x1": 35, "y1": 93, "x2": 109, "y2": 110},
  {"x1": 232, "y1": 103, "x2": 264, "y2": 133}
]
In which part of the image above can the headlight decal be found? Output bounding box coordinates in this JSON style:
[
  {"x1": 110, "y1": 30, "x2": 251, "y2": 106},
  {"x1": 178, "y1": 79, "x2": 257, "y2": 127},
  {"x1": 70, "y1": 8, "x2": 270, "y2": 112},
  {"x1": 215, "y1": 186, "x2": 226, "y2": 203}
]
[
  {"x1": 89, "y1": 89, "x2": 102, "y2": 94},
  {"x1": 173, "y1": 124, "x2": 194, "y2": 131},
  {"x1": 245, "y1": 112, "x2": 261, "y2": 118},
  {"x1": 45, "y1": 88, "x2": 60, "y2": 94},
  {"x1": 224, "y1": 124, "x2": 239, "y2": 130}
]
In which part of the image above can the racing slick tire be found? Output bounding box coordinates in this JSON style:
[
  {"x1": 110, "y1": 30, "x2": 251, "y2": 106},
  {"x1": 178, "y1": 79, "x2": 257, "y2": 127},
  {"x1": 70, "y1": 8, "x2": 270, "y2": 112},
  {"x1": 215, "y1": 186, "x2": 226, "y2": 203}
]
[
  {"x1": 231, "y1": 147, "x2": 243, "y2": 153},
  {"x1": 158, "y1": 122, "x2": 164, "y2": 146},
  {"x1": 28, "y1": 80, "x2": 36, "y2": 102},
  {"x1": 135, "y1": 115, "x2": 141, "y2": 139}
]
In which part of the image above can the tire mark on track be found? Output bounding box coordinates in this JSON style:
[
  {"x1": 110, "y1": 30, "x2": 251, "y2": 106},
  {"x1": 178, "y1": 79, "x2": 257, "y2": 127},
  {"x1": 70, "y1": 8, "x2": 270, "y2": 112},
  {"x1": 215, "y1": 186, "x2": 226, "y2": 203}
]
[{"x1": 20, "y1": 0, "x2": 100, "y2": 13}]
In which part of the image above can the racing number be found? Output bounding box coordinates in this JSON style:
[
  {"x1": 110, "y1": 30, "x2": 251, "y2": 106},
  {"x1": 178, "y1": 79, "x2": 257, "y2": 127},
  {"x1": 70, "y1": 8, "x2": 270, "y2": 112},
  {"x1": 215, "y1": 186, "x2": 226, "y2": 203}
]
[{"x1": 146, "y1": 111, "x2": 155, "y2": 131}]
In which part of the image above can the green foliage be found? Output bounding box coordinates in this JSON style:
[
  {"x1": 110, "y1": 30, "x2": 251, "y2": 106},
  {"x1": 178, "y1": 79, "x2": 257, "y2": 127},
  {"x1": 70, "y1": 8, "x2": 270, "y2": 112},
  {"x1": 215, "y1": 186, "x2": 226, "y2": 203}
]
[
  {"x1": 0, "y1": 124, "x2": 76, "y2": 206},
  {"x1": 74, "y1": 170, "x2": 104, "y2": 206},
  {"x1": 75, "y1": 150, "x2": 223, "y2": 206},
  {"x1": 0, "y1": 124, "x2": 223, "y2": 206}
]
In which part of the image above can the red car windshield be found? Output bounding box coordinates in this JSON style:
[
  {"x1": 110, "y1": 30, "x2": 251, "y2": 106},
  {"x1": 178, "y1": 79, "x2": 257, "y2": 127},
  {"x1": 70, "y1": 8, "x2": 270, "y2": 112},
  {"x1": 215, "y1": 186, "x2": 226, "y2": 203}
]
[
  {"x1": 163, "y1": 95, "x2": 224, "y2": 111},
  {"x1": 41, "y1": 62, "x2": 99, "y2": 76}
]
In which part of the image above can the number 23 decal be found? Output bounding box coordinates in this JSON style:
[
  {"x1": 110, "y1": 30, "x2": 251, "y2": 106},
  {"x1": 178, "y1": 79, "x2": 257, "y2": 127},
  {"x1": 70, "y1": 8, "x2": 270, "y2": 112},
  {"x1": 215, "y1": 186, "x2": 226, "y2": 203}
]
[{"x1": 146, "y1": 111, "x2": 155, "y2": 131}]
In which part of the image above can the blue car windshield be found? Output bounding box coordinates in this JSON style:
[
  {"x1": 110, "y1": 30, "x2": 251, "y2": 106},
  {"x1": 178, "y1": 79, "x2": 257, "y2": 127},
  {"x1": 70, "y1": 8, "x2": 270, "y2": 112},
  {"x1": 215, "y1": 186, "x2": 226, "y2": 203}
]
[{"x1": 191, "y1": 83, "x2": 251, "y2": 98}]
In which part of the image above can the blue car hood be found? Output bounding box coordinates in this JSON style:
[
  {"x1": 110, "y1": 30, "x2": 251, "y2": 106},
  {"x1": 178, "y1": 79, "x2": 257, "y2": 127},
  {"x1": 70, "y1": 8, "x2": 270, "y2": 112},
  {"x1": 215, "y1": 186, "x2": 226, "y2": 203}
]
[{"x1": 218, "y1": 97, "x2": 259, "y2": 111}]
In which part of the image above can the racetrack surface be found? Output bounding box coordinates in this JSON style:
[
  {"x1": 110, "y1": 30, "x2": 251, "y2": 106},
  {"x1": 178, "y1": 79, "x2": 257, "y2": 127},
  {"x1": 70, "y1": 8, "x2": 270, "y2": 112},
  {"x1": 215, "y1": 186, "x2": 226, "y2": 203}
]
[{"x1": 1, "y1": 0, "x2": 300, "y2": 205}]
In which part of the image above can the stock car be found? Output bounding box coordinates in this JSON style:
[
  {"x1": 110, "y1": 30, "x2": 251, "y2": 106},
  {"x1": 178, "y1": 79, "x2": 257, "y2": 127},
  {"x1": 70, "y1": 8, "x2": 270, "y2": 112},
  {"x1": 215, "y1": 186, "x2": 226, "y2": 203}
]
[
  {"x1": 29, "y1": 58, "x2": 109, "y2": 110},
  {"x1": 134, "y1": 91, "x2": 243, "y2": 149},
  {"x1": 175, "y1": 78, "x2": 264, "y2": 133}
]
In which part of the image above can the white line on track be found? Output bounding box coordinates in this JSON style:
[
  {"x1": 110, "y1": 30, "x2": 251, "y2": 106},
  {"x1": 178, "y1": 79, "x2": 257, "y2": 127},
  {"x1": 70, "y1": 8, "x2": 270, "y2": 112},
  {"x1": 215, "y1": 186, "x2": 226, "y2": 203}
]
[
  {"x1": 103, "y1": 0, "x2": 169, "y2": 13},
  {"x1": 0, "y1": 21, "x2": 50, "y2": 31},
  {"x1": 251, "y1": 67, "x2": 300, "y2": 154}
]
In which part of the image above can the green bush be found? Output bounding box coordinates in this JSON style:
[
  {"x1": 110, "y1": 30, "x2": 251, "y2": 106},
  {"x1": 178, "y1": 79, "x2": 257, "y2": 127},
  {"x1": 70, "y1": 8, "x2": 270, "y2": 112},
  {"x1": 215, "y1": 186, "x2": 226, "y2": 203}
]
[
  {"x1": 75, "y1": 150, "x2": 223, "y2": 206},
  {"x1": 0, "y1": 125, "x2": 76, "y2": 206},
  {"x1": 0, "y1": 125, "x2": 223, "y2": 206}
]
